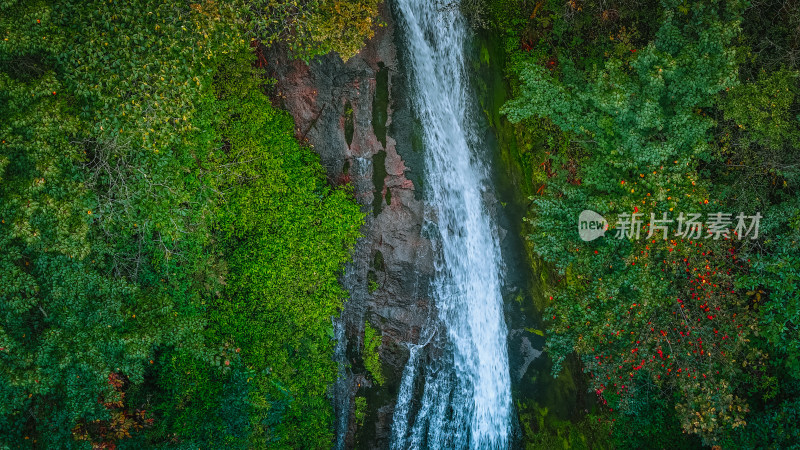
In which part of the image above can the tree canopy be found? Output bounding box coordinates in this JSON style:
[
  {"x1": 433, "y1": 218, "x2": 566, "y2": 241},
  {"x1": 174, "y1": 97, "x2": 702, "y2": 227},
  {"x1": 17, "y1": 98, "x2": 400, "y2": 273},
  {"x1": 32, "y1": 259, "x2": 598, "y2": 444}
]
[
  {"x1": 496, "y1": 0, "x2": 800, "y2": 446},
  {"x1": 0, "y1": 0, "x2": 368, "y2": 447}
]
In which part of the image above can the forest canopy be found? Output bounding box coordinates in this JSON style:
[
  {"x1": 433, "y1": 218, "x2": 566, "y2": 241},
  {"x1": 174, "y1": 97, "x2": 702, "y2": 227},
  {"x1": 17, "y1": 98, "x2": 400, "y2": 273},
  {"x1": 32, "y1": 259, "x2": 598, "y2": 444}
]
[
  {"x1": 488, "y1": 0, "x2": 800, "y2": 447},
  {"x1": 0, "y1": 0, "x2": 372, "y2": 447}
]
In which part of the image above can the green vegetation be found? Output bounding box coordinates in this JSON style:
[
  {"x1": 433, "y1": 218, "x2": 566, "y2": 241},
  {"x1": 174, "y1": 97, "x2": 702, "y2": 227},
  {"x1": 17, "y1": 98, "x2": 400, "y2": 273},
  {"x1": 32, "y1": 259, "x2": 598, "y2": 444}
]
[
  {"x1": 249, "y1": 0, "x2": 381, "y2": 61},
  {"x1": 0, "y1": 0, "x2": 373, "y2": 447},
  {"x1": 372, "y1": 62, "x2": 389, "y2": 148},
  {"x1": 476, "y1": 0, "x2": 800, "y2": 447},
  {"x1": 517, "y1": 401, "x2": 611, "y2": 450},
  {"x1": 371, "y1": 149, "x2": 387, "y2": 216},
  {"x1": 362, "y1": 322, "x2": 384, "y2": 386},
  {"x1": 354, "y1": 396, "x2": 367, "y2": 427}
]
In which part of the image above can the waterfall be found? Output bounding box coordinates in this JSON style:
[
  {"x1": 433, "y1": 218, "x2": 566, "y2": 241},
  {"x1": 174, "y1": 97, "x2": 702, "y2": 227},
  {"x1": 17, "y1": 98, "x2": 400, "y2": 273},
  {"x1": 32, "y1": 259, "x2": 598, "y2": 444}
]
[
  {"x1": 390, "y1": 1, "x2": 513, "y2": 448},
  {"x1": 390, "y1": 344, "x2": 422, "y2": 446},
  {"x1": 332, "y1": 316, "x2": 349, "y2": 450}
]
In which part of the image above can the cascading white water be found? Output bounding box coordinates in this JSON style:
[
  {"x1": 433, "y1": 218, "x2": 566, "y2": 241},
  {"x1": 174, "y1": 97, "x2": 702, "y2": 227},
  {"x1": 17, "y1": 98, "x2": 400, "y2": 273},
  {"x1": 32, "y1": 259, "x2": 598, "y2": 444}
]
[{"x1": 390, "y1": 1, "x2": 513, "y2": 448}]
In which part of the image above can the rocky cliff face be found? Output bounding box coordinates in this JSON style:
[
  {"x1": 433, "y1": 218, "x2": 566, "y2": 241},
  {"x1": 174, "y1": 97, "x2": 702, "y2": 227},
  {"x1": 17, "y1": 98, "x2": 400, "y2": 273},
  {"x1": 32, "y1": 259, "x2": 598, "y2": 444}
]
[{"x1": 268, "y1": 2, "x2": 433, "y2": 447}]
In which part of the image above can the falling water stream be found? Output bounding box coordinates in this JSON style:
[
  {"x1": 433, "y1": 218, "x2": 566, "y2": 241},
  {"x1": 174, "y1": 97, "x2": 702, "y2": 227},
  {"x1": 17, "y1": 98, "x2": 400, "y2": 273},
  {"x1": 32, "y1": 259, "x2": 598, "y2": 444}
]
[{"x1": 390, "y1": 1, "x2": 513, "y2": 448}]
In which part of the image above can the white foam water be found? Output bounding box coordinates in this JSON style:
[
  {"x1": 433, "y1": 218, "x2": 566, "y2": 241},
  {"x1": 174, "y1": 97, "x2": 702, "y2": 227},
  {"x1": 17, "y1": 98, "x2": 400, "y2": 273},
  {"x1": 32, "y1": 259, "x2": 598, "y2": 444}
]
[{"x1": 390, "y1": 1, "x2": 513, "y2": 448}]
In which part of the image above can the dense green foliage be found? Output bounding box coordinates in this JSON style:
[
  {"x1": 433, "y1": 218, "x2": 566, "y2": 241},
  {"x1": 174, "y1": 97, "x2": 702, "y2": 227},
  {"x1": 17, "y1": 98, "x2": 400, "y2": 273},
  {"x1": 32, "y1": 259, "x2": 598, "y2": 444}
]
[
  {"x1": 484, "y1": 0, "x2": 800, "y2": 447},
  {"x1": 207, "y1": 54, "x2": 363, "y2": 446},
  {"x1": 362, "y1": 322, "x2": 384, "y2": 386},
  {"x1": 0, "y1": 0, "x2": 371, "y2": 447},
  {"x1": 249, "y1": 0, "x2": 381, "y2": 61}
]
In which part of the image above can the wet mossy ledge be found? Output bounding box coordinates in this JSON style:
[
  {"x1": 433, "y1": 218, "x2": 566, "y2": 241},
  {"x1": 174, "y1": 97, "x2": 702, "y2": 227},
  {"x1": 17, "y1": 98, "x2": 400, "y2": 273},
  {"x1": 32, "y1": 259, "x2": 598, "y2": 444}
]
[
  {"x1": 371, "y1": 150, "x2": 388, "y2": 216},
  {"x1": 469, "y1": 29, "x2": 609, "y2": 448},
  {"x1": 372, "y1": 62, "x2": 390, "y2": 149}
]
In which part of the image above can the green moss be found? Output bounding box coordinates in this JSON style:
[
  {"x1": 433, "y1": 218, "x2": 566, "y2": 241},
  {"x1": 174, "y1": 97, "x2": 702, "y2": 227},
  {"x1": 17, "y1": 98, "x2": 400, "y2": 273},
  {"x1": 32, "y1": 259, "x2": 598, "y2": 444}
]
[
  {"x1": 481, "y1": 43, "x2": 491, "y2": 66},
  {"x1": 354, "y1": 396, "x2": 367, "y2": 426},
  {"x1": 363, "y1": 322, "x2": 384, "y2": 386},
  {"x1": 367, "y1": 270, "x2": 378, "y2": 293},
  {"x1": 371, "y1": 150, "x2": 387, "y2": 216},
  {"x1": 372, "y1": 250, "x2": 385, "y2": 272},
  {"x1": 372, "y1": 62, "x2": 389, "y2": 148},
  {"x1": 411, "y1": 117, "x2": 424, "y2": 153},
  {"x1": 344, "y1": 101, "x2": 354, "y2": 147}
]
